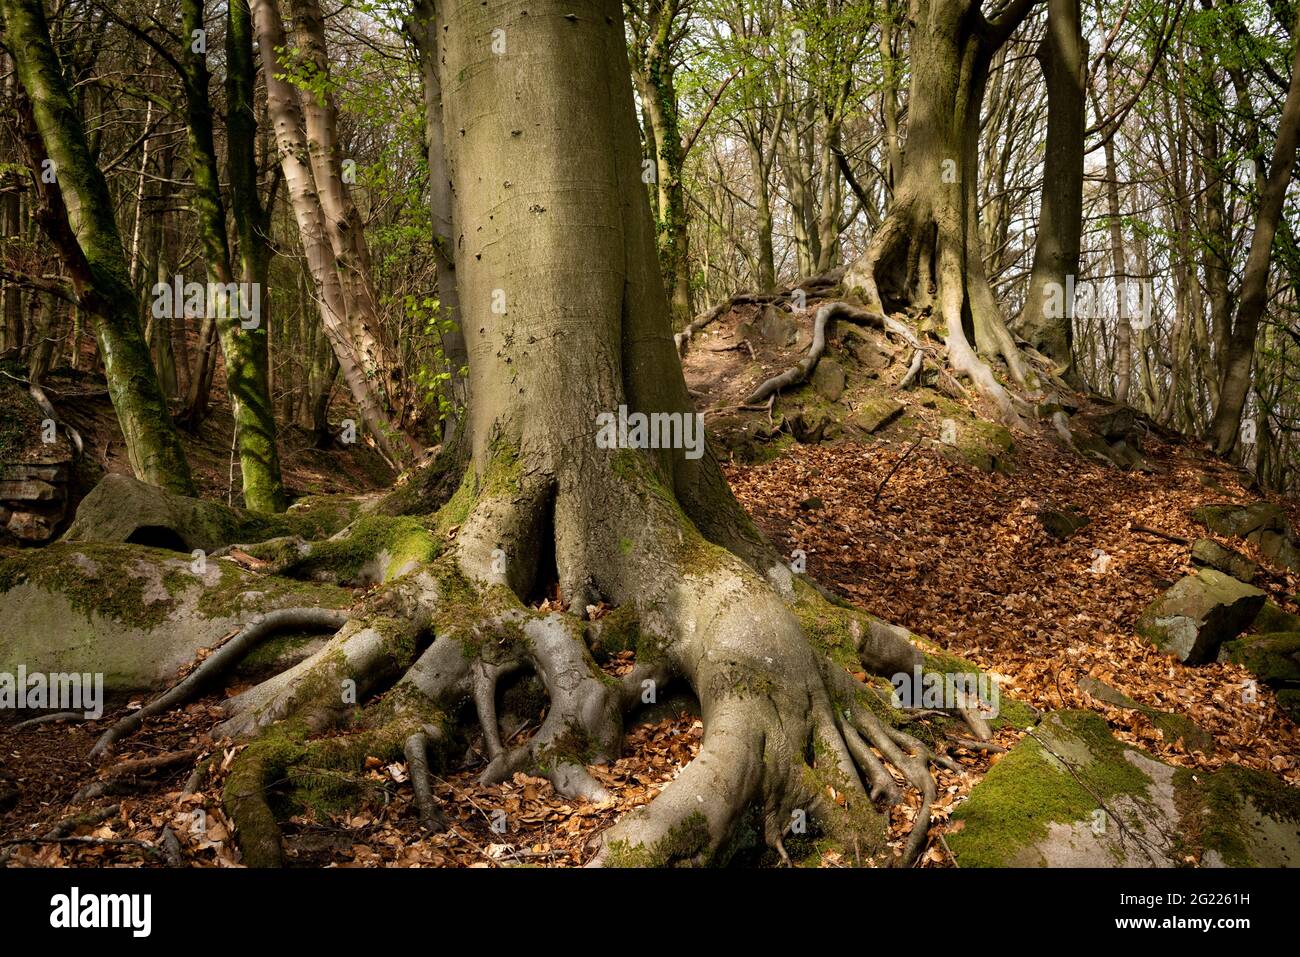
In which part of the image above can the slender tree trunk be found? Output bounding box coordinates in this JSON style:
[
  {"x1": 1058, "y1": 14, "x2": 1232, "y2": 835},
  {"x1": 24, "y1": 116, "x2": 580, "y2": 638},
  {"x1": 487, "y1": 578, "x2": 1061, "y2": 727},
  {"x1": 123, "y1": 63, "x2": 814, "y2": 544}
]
[
  {"x1": 251, "y1": 0, "x2": 420, "y2": 466},
  {"x1": 1208, "y1": 4, "x2": 1300, "y2": 455},
  {"x1": 218, "y1": 0, "x2": 287, "y2": 511},
  {"x1": 1015, "y1": 0, "x2": 1085, "y2": 380},
  {"x1": 3, "y1": 0, "x2": 194, "y2": 493},
  {"x1": 879, "y1": 0, "x2": 903, "y2": 198},
  {"x1": 0, "y1": 50, "x2": 22, "y2": 356},
  {"x1": 0, "y1": 187, "x2": 23, "y2": 356},
  {"x1": 1098, "y1": 69, "x2": 1132, "y2": 403},
  {"x1": 744, "y1": 128, "x2": 777, "y2": 292},
  {"x1": 285, "y1": 0, "x2": 411, "y2": 424},
  {"x1": 779, "y1": 122, "x2": 818, "y2": 277},
  {"x1": 628, "y1": 0, "x2": 693, "y2": 321}
]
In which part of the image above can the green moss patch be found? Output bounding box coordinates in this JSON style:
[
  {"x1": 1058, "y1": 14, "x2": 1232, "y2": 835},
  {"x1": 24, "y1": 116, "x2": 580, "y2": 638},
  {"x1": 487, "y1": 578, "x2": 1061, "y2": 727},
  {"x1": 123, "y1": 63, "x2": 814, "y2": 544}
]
[{"x1": 947, "y1": 710, "x2": 1151, "y2": 867}]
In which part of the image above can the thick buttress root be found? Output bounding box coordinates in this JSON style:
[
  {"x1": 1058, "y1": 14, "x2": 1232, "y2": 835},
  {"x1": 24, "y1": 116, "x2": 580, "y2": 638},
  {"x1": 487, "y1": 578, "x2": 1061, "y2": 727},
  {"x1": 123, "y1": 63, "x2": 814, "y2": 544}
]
[
  {"x1": 472, "y1": 613, "x2": 621, "y2": 802},
  {"x1": 844, "y1": 198, "x2": 1033, "y2": 430}
]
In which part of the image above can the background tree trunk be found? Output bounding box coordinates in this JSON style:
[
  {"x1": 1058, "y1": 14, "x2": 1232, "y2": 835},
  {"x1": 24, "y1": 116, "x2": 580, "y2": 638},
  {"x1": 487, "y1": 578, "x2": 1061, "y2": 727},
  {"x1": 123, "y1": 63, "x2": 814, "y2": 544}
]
[
  {"x1": 1015, "y1": 0, "x2": 1085, "y2": 380},
  {"x1": 844, "y1": 0, "x2": 1038, "y2": 423},
  {"x1": 251, "y1": 0, "x2": 419, "y2": 467},
  {"x1": 409, "y1": 0, "x2": 469, "y2": 442},
  {"x1": 3, "y1": 0, "x2": 194, "y2": 494},
  {"x1": 1208, "y1": 3, "x2": 1300, "y2": 455},
  {"x1": 221, "y1": 0, "x2": 287, "y2": 511}
]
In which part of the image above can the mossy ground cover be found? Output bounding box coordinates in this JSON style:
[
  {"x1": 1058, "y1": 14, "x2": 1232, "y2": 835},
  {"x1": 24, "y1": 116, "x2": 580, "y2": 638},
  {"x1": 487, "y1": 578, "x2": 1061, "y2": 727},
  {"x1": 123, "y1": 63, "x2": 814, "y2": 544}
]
[{"x1": 946, "y1": 710, "x2": 1152, "y2": 867}]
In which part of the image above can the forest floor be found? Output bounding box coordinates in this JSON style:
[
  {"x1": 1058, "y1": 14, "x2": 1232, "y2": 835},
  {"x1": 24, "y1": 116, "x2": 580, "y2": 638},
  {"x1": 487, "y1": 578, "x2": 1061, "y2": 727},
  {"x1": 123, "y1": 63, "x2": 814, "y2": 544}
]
[{"x1": 2, "y1": 298, "x2": 1297, "y2": 868}]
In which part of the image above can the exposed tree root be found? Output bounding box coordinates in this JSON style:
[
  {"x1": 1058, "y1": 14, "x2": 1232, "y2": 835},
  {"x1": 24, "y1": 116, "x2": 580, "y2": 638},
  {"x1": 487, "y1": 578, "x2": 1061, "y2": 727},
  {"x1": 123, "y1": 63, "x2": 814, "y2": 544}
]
[
  {"x1": 404, "y1": 730, "x2": 447, "y2": 831},
  {"x1": 844, "y1": 198, "x2": 1033, "y2": 430},
  {"x1": 90, "y1": 607, "x2": 350, "y2": 758},
  {"x1": 677, "y1": 274, "x2": 843, "y2": 357},
  {"x1": 0, "y1": 804, "x2": 119, "y2": 866},
  {"x1": 13, "y1": 711, "x2": 84, "y2": 730},
  {"x1": 96, "y1": 442, "x2": 992, "y2": 869},
  {"x1": 744, "y1": 300, "x2": 933, "y2": 405}
]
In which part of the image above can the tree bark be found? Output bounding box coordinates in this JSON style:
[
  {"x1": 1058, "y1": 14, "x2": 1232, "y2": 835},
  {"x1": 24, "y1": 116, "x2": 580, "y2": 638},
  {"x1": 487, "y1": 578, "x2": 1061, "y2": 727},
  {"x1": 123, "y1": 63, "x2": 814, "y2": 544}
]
[
  {"x1": 221, "y1": 0, "x2": 287, "y2": 511},
  {"x1": 1207, "y1": 3, "x2": 1300, "y2": 455},
  {"x1": 251, "y1": 0, "x2": 420, "y2": 466},
  {"x1": 1100, "y1": 53, "x2": 1132, "y2": 404},
  {"x1": 408, "y1": 0, "x2": 469, "y2": 442},
  {"x1": 844, "y1": 0, "x2": 1039, "y2": 424},
  {"x1": 627, "y1": 0, "x2": 694, "y2": 321},
  {"x1": 3, "y1": 0, "x2": 195, "y2": 494},
  {"x1": 1015, "y1": 0, "x2": 1085, "y2": 380},
  {"x1": 285, "y1": 0, "x2": 410, "y2": 423}
]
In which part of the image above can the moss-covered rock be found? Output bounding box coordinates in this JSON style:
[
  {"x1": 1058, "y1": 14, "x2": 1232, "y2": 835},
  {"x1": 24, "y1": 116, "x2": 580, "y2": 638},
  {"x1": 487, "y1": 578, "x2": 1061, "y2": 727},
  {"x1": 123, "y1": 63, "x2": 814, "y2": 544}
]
[
  {"x1": 848, "y1": 396, "x2": 904, "y2": 434},
  {"x1": 944, "y1": 419, "x2": 1015, "y2": 473},
  {"x1": 1174, "y1": 763, "x2": 1300, "y2": 867},
  {"x1": 1190, "y1": 538, "x2": 1258, "y2": 584},
  {"x1": 1219, "y1": 632, "x2": 1300, "y2": 684},
  {"x1": 0, "y1": 542, "x2": 351, "y2": 693},
  {"x1": 1135, "y1": 568, "x2": 1264, "y2": 664},
  {"x1": 1070, "y1": 428, "x2": 1119, "y2": 468},
  {"x1": 1190, "y1": 502, "x2": 1300, "y2": 572},
  {"x1": 1191, "y1": 502, "x2": 1288, "y2": 539},
  {"x1": 1218, "y1": 631, "x2": 1300, "y2": 722},
  {"x1": 62, "y1": 474, "x2": 354, "y2": 554},
  {"x1": 811, "y1": 358, "x2": 846, "y2": 402},
  {"x1": 1252, "y1": 600, "x2": 1300, "y2": 633},
  {"x1": 948, "y1": 710, "x2": 1152, "y2": 866},
  {"x1": 1037, "y1": 506, "x2": 1091, "y2": 541},
  {"x1": 948, "y1": 709, "x2": 1300, "y2": 867},
  {"x1": 264, "y1": 514, "x2": 442, "y2": 586},
  {"x1": 1077, "y1": 675, "x2": 1215, "y2": 753},
  {"x1": 1251, "y1": 528, "x2": 1300, "y2": 573},
  {"x1": 752, "y1": 305, "x2": 797, "y2": 346}
]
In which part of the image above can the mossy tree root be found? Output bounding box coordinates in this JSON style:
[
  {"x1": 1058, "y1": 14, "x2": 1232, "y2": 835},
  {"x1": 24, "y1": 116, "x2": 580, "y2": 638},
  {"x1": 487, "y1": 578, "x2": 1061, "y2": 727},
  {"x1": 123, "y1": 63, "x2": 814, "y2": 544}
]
[
  {"x1": 190, "y1": 447, "x2": 982, "y2": 868},
  {"x1": 223, "y1": 734, "x2": 294, "y2": 867},
  {"x1": 90, "y1": 607, "x2": 351, "y2": 759}
]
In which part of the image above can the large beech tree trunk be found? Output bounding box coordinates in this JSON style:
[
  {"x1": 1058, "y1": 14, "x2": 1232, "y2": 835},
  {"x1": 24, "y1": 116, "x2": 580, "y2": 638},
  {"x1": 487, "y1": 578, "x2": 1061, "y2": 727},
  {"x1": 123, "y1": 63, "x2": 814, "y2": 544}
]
[
  {"x1": 844, "y1": 0, "x2": 1037, "y2": 424},
  {"x1": 2, "y1": 0, "x2": 195, "y2": 494},
  {"x1": 193, "y1": 0, "x2": 963, "y2": 870}
]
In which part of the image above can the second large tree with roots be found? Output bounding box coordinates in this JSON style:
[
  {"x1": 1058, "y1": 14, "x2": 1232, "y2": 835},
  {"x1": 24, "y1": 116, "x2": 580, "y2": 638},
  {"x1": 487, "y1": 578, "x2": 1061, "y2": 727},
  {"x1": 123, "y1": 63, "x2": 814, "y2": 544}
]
[
  {"x1": 93, "y1": 0, "x2": 988, "y2": 867},
  {"x1": 845, "y1": 0, "x2": 1041, "y2": 425}
]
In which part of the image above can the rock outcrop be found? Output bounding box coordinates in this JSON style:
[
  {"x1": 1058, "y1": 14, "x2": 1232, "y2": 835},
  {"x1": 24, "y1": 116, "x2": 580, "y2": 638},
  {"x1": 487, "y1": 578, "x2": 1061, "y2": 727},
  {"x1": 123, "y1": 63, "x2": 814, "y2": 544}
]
[
  {"x1": 1135, "y1": 568, "x2": 1265, "y2": 664},
  {"x1": 947, "y1": 709, "x2": 1300, "y2": 867},
  {"x1": 0, "y1": 542, "x2": 351, "y2": 694}
]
